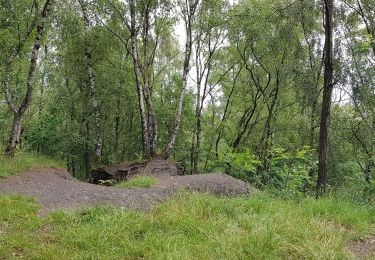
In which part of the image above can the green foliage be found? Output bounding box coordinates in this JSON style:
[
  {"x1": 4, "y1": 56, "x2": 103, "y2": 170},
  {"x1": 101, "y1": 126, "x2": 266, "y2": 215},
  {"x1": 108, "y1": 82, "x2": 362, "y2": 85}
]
[
  {"x1": 0, "y1": 152, "x2": 65, "y2": 178},
  {"x1": 330, "y1": 172, "x2": 375, "y2": 205},
  {"x1": 215, "y1": 147, "x2": 316, "y2": 196},
  {"x1": 217, "y1": 149, "x2": 261, "y2": 179},
  {"x1": 265, "y1": 146, "x2": 316, "y2": 195},
  {"x1": 115, "y1": 176, "x2": 158, "y2": 189},
  {"x1": 0, "y1": 192, "x2": 374, "y2": 259},
  {"x1": 355, "y1": 33, "x2": 375, "y2": 54}
]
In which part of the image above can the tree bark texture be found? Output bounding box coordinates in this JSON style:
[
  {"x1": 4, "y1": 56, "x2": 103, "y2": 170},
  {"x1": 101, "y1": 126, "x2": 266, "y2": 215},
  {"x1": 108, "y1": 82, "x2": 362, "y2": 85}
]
[{"x1": 317, "y1": 0, "x2": 334, "y2": 195}]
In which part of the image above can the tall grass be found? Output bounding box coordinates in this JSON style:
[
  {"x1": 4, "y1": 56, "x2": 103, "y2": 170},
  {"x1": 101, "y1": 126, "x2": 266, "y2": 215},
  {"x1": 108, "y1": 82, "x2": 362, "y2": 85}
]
[
  {"x1": 0, "y1": 152, "x2": 65, "y2": 178},
  {"x1": 0, "y1": 192, "x2": 374, "y2": 259},
  {"x1": 115, "y1": 176, "x2": 158, "y2": 189}
]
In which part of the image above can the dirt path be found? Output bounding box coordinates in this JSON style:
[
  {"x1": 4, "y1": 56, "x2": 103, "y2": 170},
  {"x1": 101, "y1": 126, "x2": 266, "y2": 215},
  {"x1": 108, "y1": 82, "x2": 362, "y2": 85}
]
[
  {"x1": 348, "y1": 234, "x2": 375, "y2": 259},
  {"x1": 0, "y1": 168, "x2": 253, "y2": 215}
]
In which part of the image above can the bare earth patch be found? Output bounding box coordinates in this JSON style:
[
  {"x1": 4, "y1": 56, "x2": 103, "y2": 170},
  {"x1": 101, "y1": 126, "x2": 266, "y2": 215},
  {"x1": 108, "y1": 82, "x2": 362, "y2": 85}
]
[
  {"x1": 347, "y1": 233, "x2": 375, "y2": 259},
  {"x1": 0, "y1": 168, "x2": 254, "y2": 215}
]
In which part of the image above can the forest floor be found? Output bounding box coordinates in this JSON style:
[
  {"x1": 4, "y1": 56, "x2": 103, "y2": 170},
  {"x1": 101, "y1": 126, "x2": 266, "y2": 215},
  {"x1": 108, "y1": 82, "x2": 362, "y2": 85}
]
[{"x1": 0, "y1": 167, "x2": 252, "y2": 215}]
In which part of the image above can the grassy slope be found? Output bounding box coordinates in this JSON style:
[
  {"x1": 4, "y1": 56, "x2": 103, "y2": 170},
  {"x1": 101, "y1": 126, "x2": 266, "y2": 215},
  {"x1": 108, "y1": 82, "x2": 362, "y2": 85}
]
[
  {"x1": 0, "y1": 152, "x2": 65, "y2": 178},
  {"x1": 0, "y1": 192, "x2": 374, "y2": 259},
  {"x1": 115, "y1": 176, "x2": 158, "y2": 189}
]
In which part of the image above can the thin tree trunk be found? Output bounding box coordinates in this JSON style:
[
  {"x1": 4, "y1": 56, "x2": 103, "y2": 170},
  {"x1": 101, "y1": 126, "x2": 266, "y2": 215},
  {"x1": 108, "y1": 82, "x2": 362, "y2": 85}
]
[
  {"x1": 191, "y1": 88, "x2": 200, "y2": 173},
  {"x1": 144, "y1": 82, "x2": 158, "y2": 157},
  {"x1": 203, "y1": 94, "x2": 217, "y2": 171},
  {"x1": 114, "y1": 98, "x2": 120, "y2": 153},
  {"x1": 191, "y1": 109, "x2": 202, "y2": 174},
  {"x1": 258, "y1": 71, "x2": 280, "y2": 159},
  {"x1": 164, "y1": 0, "x2": 198, "y2": 159},
  {"x1": 129, "y1": 0, "x2": 150, "y2": 158},
  {"x1": 38, "y1": 44, "x2": 48, "y2": 153},
  {"x1": 140, "y1": 7, "x2": 158, "y2": 158},
  {"x1": 215, "y1": 67, "x2": 241, "y2": 159},
  {"x1": 191, "y1": 45, "x2": 203, "y2": 173},
  {"x1": 4, "y1": 0, "x2": 53, "y2": 157},
  {"x1": 84, "y1": 115, "x2": 90, "y2": 180},
  {"x1": 79, "y1": 0, "x2": 102, "y2": 163},
  {"x1": 317, "y1": 0, "x2": 334, "y2": 196}
]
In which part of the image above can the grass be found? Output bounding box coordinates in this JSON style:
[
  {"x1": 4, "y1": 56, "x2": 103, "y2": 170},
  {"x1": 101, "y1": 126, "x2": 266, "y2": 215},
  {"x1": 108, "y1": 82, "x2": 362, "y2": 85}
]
[
  {"x1": 0, "y1": 152, "x2": 65, "y2": 178},
  {"x1": 0, "y1": 192, "x2": 374, "y2": 259},
  {"x1": 115, "y1": 176, "x2": 158, "y2": 188}
]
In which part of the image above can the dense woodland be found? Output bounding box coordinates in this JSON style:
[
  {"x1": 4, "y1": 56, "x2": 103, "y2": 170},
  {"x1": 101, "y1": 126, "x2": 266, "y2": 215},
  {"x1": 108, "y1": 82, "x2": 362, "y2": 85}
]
[{"x1": 0, "y1": 0, "x2": 374, "y2": 200}]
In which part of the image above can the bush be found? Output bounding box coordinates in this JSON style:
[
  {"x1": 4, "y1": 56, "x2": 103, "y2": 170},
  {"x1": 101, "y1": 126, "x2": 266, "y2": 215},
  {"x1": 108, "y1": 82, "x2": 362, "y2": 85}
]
[
  {"x1": 219, "y1": 149, "x2": 261, "y2": 181},
  {"x1": 215, "y1": 147, "x2": 316, "y2": 196},
  {"x1": 265, "y1": 146, "x2": 316, "y2": 195},
  {"x1": 330, "y1": 174, "x2": 375, "y2": 205}
]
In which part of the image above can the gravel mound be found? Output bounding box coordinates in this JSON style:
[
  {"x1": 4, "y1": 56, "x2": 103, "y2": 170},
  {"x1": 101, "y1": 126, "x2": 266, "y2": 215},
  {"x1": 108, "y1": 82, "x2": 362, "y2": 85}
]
[{"x1": 0, "y1": 168, "x2": 254, "y2": 215}]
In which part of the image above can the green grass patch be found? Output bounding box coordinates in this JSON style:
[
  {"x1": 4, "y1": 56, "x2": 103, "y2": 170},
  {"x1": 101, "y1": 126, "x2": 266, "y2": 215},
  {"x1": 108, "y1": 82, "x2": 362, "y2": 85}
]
[
  {"x1": 0, "y1": 192, "x2": 374, "y2": 259},
  {"x1": 0, "y1": 152, "x2": 65, "y2": 178},
  {"x1": 115, "y1": 176, "x2": 158, "y2": 188}
]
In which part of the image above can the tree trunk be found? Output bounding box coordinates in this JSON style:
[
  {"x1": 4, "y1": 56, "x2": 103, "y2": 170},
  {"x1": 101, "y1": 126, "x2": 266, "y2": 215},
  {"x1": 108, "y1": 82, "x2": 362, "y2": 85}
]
[
  {"x1": 140, "y1": 8, "x2": 158, "y2": 158},
  {"x1": 164, "y1": 0, "x2": 198, "y2": 159},
  {"x1": 258, "y1": 62, "x2": 283, "y2": 165},
  {"x1": 143, "y1": 82, "x2": 158, "y2": 158},
  {"x1": 191, "y1": 54, "x2": 202, "y2": 174},
  {"x1": 317, "y1": 0, "x2": 334, "y2": 196},
  {"x1": 114, "y1": 98, "x2": 120, "y2": 153},
  {"x1": 3, "y1": 0, "x2": 53, "y2": 157},
  {"x1": 214, "y1": 67, "x2": 241, "y2": 159},
  {"x1": 191, "y1": 109, "x2": 202, "y2": 174},
  {"x1": 5, "y1": 114, "x2": 22, "y2": 157},
  {"x1": 79, "y1": 0, "x2": 102, "y2": 164},
  {"x1": 129, "y1": 0, "x2": 150, "y2": 158}
]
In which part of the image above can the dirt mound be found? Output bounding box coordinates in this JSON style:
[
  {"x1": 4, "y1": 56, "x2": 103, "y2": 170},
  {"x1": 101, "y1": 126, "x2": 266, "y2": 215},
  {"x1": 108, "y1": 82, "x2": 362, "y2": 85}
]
[{"x1": 0, "y1": 168, "x2": 254, "y2": 215}]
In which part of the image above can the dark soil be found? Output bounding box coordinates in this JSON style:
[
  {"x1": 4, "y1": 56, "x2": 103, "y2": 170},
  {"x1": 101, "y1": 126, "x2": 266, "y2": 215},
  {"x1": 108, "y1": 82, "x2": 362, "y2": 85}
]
[{"x1": 0, "y1": 168, "x2": 254, "y2": 216}]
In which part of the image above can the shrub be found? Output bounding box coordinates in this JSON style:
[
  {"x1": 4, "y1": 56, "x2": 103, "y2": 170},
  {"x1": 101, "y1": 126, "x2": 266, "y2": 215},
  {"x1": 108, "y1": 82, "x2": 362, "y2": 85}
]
[
  {"x1": 215, "y1": 147, "x2": 316, "y2": 196},
  {"x1": 265, "y1": 146, "x2": 316, "y2": 195}
]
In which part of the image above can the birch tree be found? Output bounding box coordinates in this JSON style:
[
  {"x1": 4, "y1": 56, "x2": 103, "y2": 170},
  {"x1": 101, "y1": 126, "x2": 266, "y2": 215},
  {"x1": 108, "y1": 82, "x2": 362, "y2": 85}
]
[
  {"x1": 164, "y1": 0, "x2": 199, "y2": 159},
  {"x1": 78, "y1": 0, "x2": 103, "y2": 163},
  {"x1": 2, "y1": 0, "x2": 54, "y2": 157}
]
